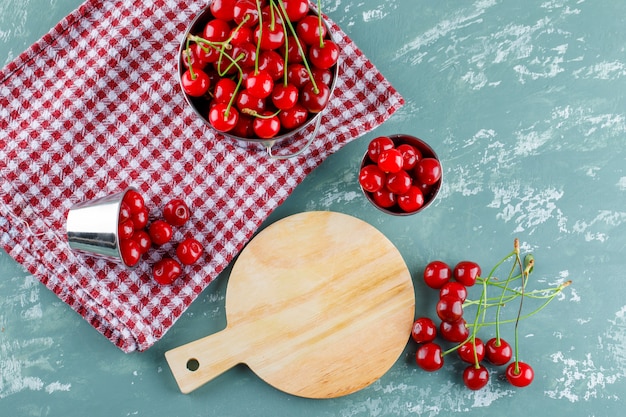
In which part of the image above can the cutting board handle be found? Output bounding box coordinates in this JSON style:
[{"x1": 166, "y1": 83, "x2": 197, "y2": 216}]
[{"x1": 165, "y1": 326, "x2": 241, "y2": 394}]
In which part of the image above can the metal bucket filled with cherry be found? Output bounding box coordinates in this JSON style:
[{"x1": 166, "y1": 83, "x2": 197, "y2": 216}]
[
  {"x1": 178, "y1": 0, "x2": 339, "y2": 159},
  {"x1": 359, "y1": 134, "x2": 443, "y2": 216}
]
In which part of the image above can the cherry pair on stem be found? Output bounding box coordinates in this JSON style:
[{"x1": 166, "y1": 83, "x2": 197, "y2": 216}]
[{"x1": 413, "y1": 239, "x2": 571, "y2": 390}]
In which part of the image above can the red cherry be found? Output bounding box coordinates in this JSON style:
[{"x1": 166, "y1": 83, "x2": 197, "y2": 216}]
[
  {"x1": 149, "y1": 220, "x2": 173, "y2": 245},
  {"x1": 439, "y1": 318, "x2": 469, "y2": 343},
  {"x1": 458, "y1": 337, "x2": 486, "y2": 364},
  {"x1": 181, "y1": 67, "x2": 210, "y2": 97},
  {"x1": 193, "y1": 43, "x2": 219, "y2": 64},
  {"x1": 230, "y1": 41, "x2": 257, "y2": 68},
  {"x1": 122, "y1": 189, "x2": 145, "y2": 214},
  {"x1": 296, "y1": 14, "x2": 327, "y2": 45},
  {"x1": 397, "y1": 185, "x2": 424, "y2": 213},
  {"x1": 278, "y1": 103, "x2": 308, "y2": 130},
  {"x1": 118, "y1": 220, "x2": 135, "y2": 240},
  {"x1": 213, "y1": 77, "x2": 238, "y2": 104},
  {"x1": 423, "y1": 260, "x2": 452, "y2": 289},
  {"x1": 506, "y1": 361, "x2": 534, "y2": 387},
  {"x1": 271, "y1": 83, "x2": 299, "y2": 110},
  {"x1": 258, "y1": 50, "x2": 285, "y2": 81},
  {"x1": 119, "y1": 239, "x2": 141, "y2": 267},
  {"x1": 385, "y1": 170, "x2": 412, "y2": 194},
  {"x1": 397, "y1": 143, "x2": 421, "y2": 170},
  {"x1": 453, "y1": 261, "x2": 481, "y2": 287},
  {"x1": 132, "y1": 230, "x2": 151, "y2": 254},
  {"x1": 311, "y1": 67, "x2": 333, "y2": 86},
  {"x1": 359, "y1": 164, "x2": 386, "y2": 193},
  {"x1": 254, "y1": 22, "x2": 285, "y2": 50},
  {"x1": 209, "y1": 0, "x2": 238, "y2": 21},
  {"x1": 281, "y1": 0, "x2": 310, "y2": 22},
  {"x1": 439, "y1": 282, "x2": 468, "y2": 302},
  {"x1": 233, "y1": 0, "x2": 259, "y2": 27},
  {"x1": 235, "y1": 89, "x2": 266, "y2": 114},
  {"x1": 208, "y1": 102, "x2": 239, "y2": 132},
  {"x1": 377, "y1": 148, "x2": 404, "y2": 173},
  {"x1": 176, "y1": 238, "x2": 204, "y2": 265},
  {"x1": 245, "y1": 70, "x2": 274, "y2": 98},
  {"x1": 232, "y1": 114, "x2": 255, "y2": 137},
  {"x1": 463, "y1": 364, "x2": 490, "y2": 390},
  {"x1": 153, "y1": 258, "x2": 182, "y2": 285},
  {"x1": 286, "y1": 63, "x2": 310, "y2": 88},
  {"x1": 202, "y1": 19, "x2": 231, "y2": 42},
  {"x1": 367, "y1": 136, "x2": 394, "y2": 163},
  {"x1": 163, "y1": 199, "x2": 190, "y2": 227},
  {"x1": 416, "y1": 181, "x2": 434, "y2": 199},
  {"x1": 436, "y1": 295, "x2": 464, "y2": 323},
  {"x1": 260, "y1": 4, "x2": 283, "y2": 23},
  {"x1": 309, "y1": 40, "x2": 339, "y2": 69},
  {"x1": 281, "y1": 35, "x2": 307, "y2": 63},
  {"x1": 131, "y1": 207, "x2": 149, "y2": 230},
  {"x1": 181, "y1": 46, "x2": 202, "y2": 69},
  {"x1": 371, "y1": 188, "x2": 396, "y2": 209},
  {"x1": 229, "y1": 25, "x2": 253, "y2": 45},
  {"x1": 411, "y1": 317, "x2": 437, "y2": 344},
  {"x1": 415, "y1": 342, "x2": 444, "y2": 372},
  {"x1": 485, "y1": 338, "x2": 513, "y2": 366},
  {"x1": 253, "y1": 112, "x2": 281, "y2": 138},
  {"x1": 415, "y1": 157, "x2": 442, "y2": 185},
  {"x1": 300, "y1": 81, "x2": 330, "y2": 113}
]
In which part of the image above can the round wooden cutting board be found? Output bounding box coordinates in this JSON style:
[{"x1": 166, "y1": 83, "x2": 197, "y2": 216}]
[{"x1": 165, "y1": 211, "x2": 415, "y2": 398}]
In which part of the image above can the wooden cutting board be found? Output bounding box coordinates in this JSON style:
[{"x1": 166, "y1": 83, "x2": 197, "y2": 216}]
[{"x1": 165, "y1": 211, "x2": 415, "y2": 398}]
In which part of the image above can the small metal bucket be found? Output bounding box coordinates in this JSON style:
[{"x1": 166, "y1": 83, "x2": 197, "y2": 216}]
[
  {"x1": 178, "y1": 3, "x2": 338, "y2": 159},
  {"x1": 66, "y1": 188, "x2": 135, "y2": 266}
]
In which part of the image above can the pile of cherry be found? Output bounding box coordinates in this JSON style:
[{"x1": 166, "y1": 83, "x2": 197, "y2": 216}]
[
  {"x1": 359, "y1": 135, "x2": 442, "y2": 214},
  {"x1": 180, "y1": 0, "x2": 338, "y2": 138},
  {"x1": 411, "y1": 242, "x2": 571, "y2": 390},
  {"x1": 117, "y1": 189, "x2": 204, "y2": 285}
]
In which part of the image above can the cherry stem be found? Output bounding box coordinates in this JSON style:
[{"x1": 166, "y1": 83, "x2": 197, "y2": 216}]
[
  {"x1": 467, "y1": 273, "x2": 489, "y2": 367},
  {"x1": 255, "y1": 0, "x2": 264, "y2": 74},
  {"x1": 317, "y1": 0, "x2": 324, "y2": 48},
  {"x1": 275, "y1": 0, "x2": 320, "y2": 94},
  {"x1": 187, "y1": 34, "x2": 232, "y2": 50},
  {"x1": 268, "y1": 0, "x2": 276, "y2": 30},
  {"x1": 466, "y1": 281, "x2": 570, "y2": 328},
  {"x1": 241, "y1": 108, "x2": 281, "y2": 118},
  {"x1": 274, "y1": 2, "x2": 290, "y2": 86},
  {"x1": 212, "y1": 51, "x2": 244, "y2": 118},
  {"x1": 493, "y1": 255, "x2": 520, "y2": 343},
  {"x1": 512, "y1": 242, "x2": 529, "y2": 373},
  {"x1": 184, "y1": 37, "x2": 197, "y2": 80}
]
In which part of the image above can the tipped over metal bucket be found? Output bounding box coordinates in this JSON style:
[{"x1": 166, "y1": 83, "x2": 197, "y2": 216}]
[{"x1": 66, "y1": 188, "x2": 135, "y2": 267}]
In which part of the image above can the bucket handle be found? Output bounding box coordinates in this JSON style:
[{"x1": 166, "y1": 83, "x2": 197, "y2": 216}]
[{"x1": 265, "y1": 115, "x2": 323, "y2": 160}]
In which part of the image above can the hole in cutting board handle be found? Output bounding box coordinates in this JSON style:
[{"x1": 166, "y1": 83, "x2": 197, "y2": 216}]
[{"x1": 186, "y1": 358, "x2": 200, "y2": 372}]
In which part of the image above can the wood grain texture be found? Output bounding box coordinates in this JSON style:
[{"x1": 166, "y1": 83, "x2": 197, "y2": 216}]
[{"x1": 165, "y1": 211, "x2": 415, "y2": 398}]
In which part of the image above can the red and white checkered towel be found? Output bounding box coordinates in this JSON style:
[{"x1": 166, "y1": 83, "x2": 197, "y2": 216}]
[{"x1": 0, "y1": 0, "x2": 404, "y2": 352}]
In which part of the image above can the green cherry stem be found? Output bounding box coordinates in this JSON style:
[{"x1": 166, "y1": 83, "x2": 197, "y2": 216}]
[
  {"x1": 254, "y1": 0, "x2": 264, "y2": 74},
  {"x1": 184, "y1": 37, "x2": 197, "y2": 80},
  {"x1": 241, "y1": 108, "x2": 281, "y2": 118},
  {"x1": 275, "y1": 0, "x2": 320, "y2": 94},
  {"x1": 187, "y1": 34, "x2": 232, "y2": 51},
  {"x1": 512, "y1": 241, "x2": 529, "y2": 374},
  {"x1": 273, "y1": 1, "x2": 290, "y2": 86},
  {"x1": 493, "y1": 253, "x2": 521, "y2": 343},
  {"x1": 465, "y1": 282, "x2": 570, "y2": 329},
  {"x1": 317, "y1": 0, "x2": 324, "y2": 47},
  {"x1": 212, "y1": 51, "x2": 244, "y2": 118}
]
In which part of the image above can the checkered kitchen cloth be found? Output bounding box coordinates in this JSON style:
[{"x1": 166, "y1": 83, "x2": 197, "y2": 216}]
[{"x1": 0, "y1": 0, "x2": 404, "y2": 352}]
